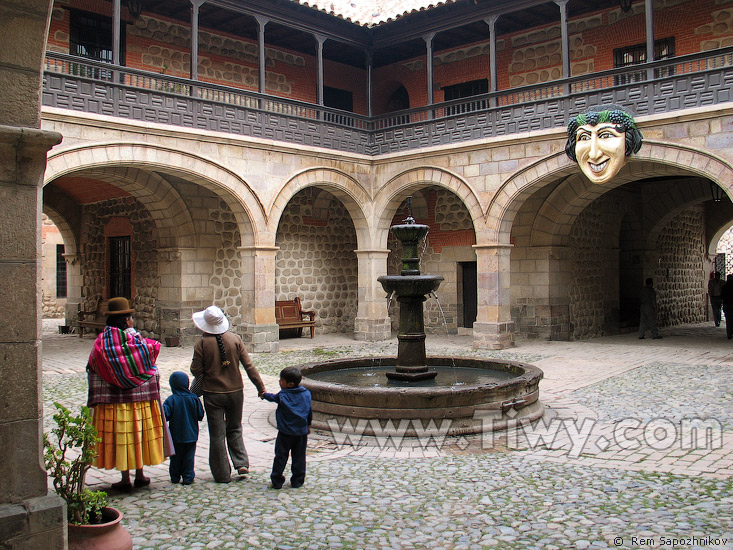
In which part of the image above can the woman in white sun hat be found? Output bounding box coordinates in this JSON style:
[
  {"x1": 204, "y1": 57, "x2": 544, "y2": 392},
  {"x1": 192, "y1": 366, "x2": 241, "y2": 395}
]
[{"x1": 191, "y1": 305, "x2": 266, "y2": 483}]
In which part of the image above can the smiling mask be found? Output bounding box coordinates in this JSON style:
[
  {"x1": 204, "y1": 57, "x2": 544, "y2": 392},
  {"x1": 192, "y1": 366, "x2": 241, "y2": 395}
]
[{"x1": 565, "y1": 108, "x2": 643, "y2": 185}]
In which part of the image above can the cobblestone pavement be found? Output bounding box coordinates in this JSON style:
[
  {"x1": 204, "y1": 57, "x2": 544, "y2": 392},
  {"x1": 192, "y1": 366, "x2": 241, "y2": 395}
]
[{"x1": 42, "y1": 320, "x2": 732, "y2": 549}]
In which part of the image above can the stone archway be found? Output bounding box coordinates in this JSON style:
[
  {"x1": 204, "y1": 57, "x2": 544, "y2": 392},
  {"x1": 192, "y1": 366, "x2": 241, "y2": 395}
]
[
  {"x1": 269, "y1": 168, "x2": 372, "y2": 339},
  {"x1": 489, "y1": 142, "x2": 733, "y2": 342},
  {"x1": 45, "y1": 143, "x2": 266, "y2": 247},
  {"x1": 374, "y1": 168, "x2": 484, "y2": 337},
  {"x1": 43, "y1": 143, "x2": 277, "y2": 345}
]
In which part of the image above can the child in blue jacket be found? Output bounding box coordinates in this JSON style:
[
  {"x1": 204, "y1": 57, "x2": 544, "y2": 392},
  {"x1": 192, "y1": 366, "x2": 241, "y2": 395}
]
[
  {"x1": 261, "y1": 366, "x2": 312, "y2": 489},
  {"x1": 163, "y1": 371, "x2": 205, "y2": 485}
]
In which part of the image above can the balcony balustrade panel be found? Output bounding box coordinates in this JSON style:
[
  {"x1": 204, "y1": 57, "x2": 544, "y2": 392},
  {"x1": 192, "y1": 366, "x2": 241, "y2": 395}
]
[{"x1": 43, "y1": 48, "x2": 733, "y2": 156}]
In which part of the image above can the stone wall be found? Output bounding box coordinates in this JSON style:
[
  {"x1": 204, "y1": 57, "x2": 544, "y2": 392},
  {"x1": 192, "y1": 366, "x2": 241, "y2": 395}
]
[
  {"x1": 568, "y1": 195, "x2": 620, "y2": 340},
  {"x1": 80, "y1": 197, "x2": 159, "y2": 338},
  {"x1": 208, "y1": 199, "x2": 244, "y2": 329},
  {"x1": 275, "y1": 189, "x2": 358, "y2": 334},
  {"x1": 654, "y1": 207, "x2": 707, "y2": 326}
]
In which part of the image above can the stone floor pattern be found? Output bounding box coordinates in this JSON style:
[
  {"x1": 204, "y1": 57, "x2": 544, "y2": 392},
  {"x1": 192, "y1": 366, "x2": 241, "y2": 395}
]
[{"x1": 41, "y1": 320, "x2": 732, "y2": 549}]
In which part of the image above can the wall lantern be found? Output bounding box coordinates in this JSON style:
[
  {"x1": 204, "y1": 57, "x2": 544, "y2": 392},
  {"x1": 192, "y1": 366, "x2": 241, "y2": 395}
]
[
  {"x1": 125, "y1": 0, "x2": 143, "y2": 19},
  {"x1": 618, "y1": 0, "x2": 633, "y2": 11},
  {"x1": 710, "y1": 181, "x2": 725, "y2": 202}
]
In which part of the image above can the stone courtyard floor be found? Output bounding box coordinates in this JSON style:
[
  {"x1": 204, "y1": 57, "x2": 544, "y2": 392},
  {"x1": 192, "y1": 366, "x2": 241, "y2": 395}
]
[{"x1": 42, "y1": 320, "x2": 732, "y2": 549}]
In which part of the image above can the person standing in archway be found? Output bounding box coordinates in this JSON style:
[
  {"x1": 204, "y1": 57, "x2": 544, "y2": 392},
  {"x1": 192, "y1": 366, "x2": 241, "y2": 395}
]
[
  {"x1": 639, "y1": 278, "x2": 661, "y2": 340},
  {"x1": 720, "y1": 275, "x2": 733, "y2": 339},
  {"x1": 708, "y1": 271, "x2": 725, "y2": 327}
]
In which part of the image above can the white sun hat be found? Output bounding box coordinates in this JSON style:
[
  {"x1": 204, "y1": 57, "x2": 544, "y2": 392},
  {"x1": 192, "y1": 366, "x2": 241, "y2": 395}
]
[{"x1": 192, "y1": 305, "x2": 230, "y2": 334}]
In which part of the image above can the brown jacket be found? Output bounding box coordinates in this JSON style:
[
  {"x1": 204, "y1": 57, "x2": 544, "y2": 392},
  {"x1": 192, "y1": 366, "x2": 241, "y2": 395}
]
[{"x1": 190, "y1": 331, "x2": 265, "y2": 395}]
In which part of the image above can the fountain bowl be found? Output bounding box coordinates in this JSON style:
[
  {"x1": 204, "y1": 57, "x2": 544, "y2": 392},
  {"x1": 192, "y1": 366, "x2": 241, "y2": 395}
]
[
  {"x1": 298, "y1": 357, "x2": 544, "y2": 436},
  {"x1": 378, "y1": 274, "x2": 444, "y2": 297}
]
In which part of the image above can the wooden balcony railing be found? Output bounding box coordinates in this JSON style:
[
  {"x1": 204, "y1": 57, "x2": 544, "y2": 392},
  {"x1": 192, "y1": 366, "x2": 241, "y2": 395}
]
[{"x1": 43, "y1": 47, "x2": 733, "y2": 155}]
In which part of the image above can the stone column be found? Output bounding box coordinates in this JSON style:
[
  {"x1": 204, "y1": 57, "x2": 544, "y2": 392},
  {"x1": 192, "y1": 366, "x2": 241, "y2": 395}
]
[
  {"x1": 62, "y1": 253, "x2": 82, "y2": 326},
  {"x1": 155, "y1": 247, "x2": 193, "y2": 346},
  {"x1": 1, "y1": 0, "x2": 66, "y2": 543},
  {"x1": 353, "y1": 249, "x2": 392, "y2": 341},
  {"x1": 239, "y1": 246, "x2": 279, "y2": 352},
  {"x1": 472, "y1": 243, "x2": 514, "y2": 349},
  {"x1": 0, "y1": 125, "x2": 66, "y2": 549}
]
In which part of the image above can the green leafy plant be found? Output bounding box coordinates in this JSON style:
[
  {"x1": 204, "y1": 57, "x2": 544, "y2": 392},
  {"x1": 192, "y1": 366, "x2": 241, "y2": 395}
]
[{"x1": 43, "y1": 402, "x2": 108, "y2": 525}]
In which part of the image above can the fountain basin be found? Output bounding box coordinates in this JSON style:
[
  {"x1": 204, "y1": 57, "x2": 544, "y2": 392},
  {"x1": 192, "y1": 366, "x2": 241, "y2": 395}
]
[
  {"x1": 299, "y1": 357, "x2": 544, "y2": 436},
  {"x1": 378, "y1": 274, "x2": 444, "y2": 297}
]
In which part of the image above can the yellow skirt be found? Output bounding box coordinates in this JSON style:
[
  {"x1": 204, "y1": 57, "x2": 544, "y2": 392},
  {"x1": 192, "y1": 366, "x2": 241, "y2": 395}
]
[{"x1": 92, "y1": 400, "x2": 165, "y2": 471}]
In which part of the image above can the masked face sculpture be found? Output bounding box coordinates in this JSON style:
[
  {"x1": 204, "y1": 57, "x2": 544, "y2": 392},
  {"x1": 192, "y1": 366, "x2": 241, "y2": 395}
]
[{"x1": 565, "y1": 107, "x2": 643, "y2": 185}]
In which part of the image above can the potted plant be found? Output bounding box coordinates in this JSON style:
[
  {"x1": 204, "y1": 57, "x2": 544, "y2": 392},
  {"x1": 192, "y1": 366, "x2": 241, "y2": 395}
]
[{"x1": 44, "y1": 402, "x2": 133, "y2": 550}]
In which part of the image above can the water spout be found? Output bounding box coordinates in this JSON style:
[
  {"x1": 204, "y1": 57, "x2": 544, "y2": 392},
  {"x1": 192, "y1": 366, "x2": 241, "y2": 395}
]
[{"x1": 430, "y1": 291, "x2": 450, "y2": 334}]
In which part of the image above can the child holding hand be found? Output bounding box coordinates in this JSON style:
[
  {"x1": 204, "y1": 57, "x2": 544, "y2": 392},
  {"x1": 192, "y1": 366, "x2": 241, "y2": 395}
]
[{"x1": 261, "y1": 367, "x2": 312, "y2": 489}]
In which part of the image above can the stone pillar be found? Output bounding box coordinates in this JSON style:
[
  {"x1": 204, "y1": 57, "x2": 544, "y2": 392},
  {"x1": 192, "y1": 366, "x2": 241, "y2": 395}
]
[
  {"x1": 354, "y1": 249, "x2": 392, "y2": 341},
  {"x1": 155, "y1": 247, "x2": 189, "y2": 346},
  {"x1": 472, "y1": 243, "x2": 514, "y2": 349},
  {"x1": 513, "y1": 246, "x2": 571, "y2": 341},
  {"x1": 1, "y1": 0, "x2": 67, "y2": 542},
  {"x1": 62, "y1": 253, "x2": 81, "y2": 326},
  {"x1": 239, "y1": 246, "x2": 279, "y2": 352},
  {"x1": 0, "y1": 125, "x2": 66, "y2": 549}
]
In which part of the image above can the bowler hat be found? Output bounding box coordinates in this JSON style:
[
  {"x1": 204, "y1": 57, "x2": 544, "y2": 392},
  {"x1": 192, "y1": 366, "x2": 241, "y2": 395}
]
[{"x1": 105, "y1": 297, "x2": 135, "y2": 315}]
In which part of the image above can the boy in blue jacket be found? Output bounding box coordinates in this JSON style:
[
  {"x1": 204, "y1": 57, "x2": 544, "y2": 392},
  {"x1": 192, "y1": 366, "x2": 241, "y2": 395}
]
[
  {"x1": 261, "y1": 366, "x2": 312, "y2": 489},
  {"x1": 163, "y1": 371, "x2": 205, "y2": 485}
]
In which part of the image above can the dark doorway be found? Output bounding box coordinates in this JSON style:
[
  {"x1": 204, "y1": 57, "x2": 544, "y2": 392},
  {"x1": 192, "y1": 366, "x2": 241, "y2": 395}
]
[
  {"x1": 109, "y1": 236, "x2": 131, "y2": 298},
  {"x1": 460, "y1": 261, "x2": 477, "y2": 328}
]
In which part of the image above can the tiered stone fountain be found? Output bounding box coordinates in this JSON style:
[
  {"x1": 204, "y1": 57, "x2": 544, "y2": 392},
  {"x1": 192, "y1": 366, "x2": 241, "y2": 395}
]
[{"x1": 298, "y1": 200, "x2": 544, "y2": 436}]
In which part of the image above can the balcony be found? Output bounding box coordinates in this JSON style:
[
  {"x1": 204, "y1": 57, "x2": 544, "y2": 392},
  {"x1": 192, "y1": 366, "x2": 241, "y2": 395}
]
[{"x1": 43, "y1": 47, "x2": 733, "y2": 156}]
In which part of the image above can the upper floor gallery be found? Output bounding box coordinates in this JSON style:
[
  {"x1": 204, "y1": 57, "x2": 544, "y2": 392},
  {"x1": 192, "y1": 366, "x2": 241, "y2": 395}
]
[{"x1": 42, "y1": 0, "x2": 733, "y2": 155}]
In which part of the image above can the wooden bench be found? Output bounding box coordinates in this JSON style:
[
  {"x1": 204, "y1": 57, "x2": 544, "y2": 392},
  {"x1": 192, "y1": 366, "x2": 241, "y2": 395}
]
[
  {"x1": 77, "y1": 299, "x2": 108, "y2": 338},
  {"x1": 275, "y1": 297, "x2": 316, "y2": 338}
]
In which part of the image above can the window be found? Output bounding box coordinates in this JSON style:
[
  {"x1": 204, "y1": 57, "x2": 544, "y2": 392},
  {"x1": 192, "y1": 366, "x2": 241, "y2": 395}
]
[
  {"x1": 613, "y1": 38, "x2": 675, "y2": 85},
  {"x1": 56, "y1": 244, "x2": 67, "y2": 298},
  {"x1": 109, "y1": 236, "x2": 131, "y2": 299},
  {"x1": 69, "y1": 9, "x2": 125, "y2": 79},
  {"x1": 442, "y1": 79, "x2": 489, "y2": 115}
]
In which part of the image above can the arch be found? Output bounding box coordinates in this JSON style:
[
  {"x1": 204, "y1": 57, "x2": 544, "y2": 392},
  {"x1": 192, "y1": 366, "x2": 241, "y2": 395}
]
[
  {"x1": 42, "y1": 186, "x2": 81, "y2": 257},
  {"x1": 44, "y1": 142, "x2": 267, "y2": 247},
  {"x1": 373, "y1": 167, "x2": 484, "y2": 248},
  {"x1": 487, "y1": 142, "x2": 733, "y2": 246},
  {"x1": 268, "y1": 167, "x2": 372, "y2": 247},
  {"x1": 707, "y1": 205, "x2": 733, "y2": 257}
]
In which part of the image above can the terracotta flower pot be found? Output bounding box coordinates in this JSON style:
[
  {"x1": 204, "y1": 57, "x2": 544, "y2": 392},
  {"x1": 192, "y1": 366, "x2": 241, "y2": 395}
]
[{"x1": 67, "y1": 507, "x2": 133, "y2": 550}]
